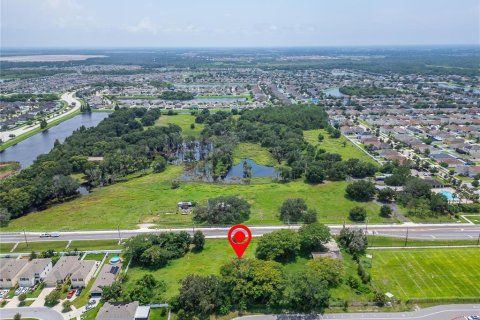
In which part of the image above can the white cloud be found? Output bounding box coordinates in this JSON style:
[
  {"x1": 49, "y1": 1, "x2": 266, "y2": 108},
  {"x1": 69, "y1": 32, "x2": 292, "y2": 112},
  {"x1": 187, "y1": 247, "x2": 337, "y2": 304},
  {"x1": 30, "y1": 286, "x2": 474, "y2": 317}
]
[{"x1": 124, "y1": 17, "x2": 159, "y2": 34}]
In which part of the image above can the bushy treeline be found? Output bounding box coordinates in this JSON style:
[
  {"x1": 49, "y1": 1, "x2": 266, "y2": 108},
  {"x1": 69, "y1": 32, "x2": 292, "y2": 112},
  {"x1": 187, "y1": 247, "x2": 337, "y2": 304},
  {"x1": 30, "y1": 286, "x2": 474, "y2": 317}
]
[
  {"x1": 0, "y1": 93, "x2": 60, "y2": 102},
  {"x1": 0, "y1": 108, "x2": 174, "y2": 220},
  {"x1": 339, "y1": 86, "x2": 400, "y2": 97},
  {"x1": 159, "y1": 90, "x2": 194, "y2": 100}
]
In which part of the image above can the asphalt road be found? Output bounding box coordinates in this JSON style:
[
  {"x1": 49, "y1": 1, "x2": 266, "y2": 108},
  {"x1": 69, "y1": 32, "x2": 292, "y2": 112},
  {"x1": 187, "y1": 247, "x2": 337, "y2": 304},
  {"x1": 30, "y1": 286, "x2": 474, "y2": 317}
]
[
  {"x1": 0, "y1": 306, "x2": 64, "y2": 320},
  {"x1": 234, "y1": 304, "x2": 480, "y2": 320},
  {"x1": 1, "y1": 224, "x2": 479, "y2": 244}
]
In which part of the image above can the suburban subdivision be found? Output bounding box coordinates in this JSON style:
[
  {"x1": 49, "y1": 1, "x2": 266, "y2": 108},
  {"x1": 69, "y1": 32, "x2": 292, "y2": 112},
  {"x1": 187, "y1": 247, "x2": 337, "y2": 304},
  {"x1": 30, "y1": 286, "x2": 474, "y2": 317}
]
[{"x1": 1, "y1": 1, "x2": 480, "y2": 320}]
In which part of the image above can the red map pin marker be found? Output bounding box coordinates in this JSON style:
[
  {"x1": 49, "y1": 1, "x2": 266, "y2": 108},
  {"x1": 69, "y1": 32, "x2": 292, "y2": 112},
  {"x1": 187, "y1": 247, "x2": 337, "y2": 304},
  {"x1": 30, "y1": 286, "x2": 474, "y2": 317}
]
[{"x1": 228, "y1": 224, "x2": 252, "y2": 259}]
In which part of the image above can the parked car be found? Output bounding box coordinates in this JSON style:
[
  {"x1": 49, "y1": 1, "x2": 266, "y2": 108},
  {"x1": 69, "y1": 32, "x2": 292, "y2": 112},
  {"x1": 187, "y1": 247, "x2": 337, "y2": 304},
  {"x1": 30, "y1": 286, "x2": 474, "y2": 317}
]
[
  {"x1": 39, "y1": 233, "x2": 51, "y2": 238},
  {"x1": 76, "y1": 288, "x2": 82, "y2": 296},
  {"x1": 67, "y1": 289, "x2": 76, "y2": 299},
  {"x1": 51, "y1": 232, "x2": 60, "y2": 237}
]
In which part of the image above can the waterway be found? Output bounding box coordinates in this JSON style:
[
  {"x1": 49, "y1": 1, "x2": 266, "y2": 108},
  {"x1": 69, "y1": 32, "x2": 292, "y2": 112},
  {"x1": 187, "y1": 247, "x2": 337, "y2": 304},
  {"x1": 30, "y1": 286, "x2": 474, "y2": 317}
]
[{"x1": 0, "y1": 112, "x2": 109, "y2": 168}]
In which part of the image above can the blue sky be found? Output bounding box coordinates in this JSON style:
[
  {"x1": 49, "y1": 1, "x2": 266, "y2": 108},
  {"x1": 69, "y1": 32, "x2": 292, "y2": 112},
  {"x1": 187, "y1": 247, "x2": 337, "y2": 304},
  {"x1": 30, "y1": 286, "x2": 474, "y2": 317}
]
[{"x1": 1, "y1": 0, "x2": 479, "y2": 47}]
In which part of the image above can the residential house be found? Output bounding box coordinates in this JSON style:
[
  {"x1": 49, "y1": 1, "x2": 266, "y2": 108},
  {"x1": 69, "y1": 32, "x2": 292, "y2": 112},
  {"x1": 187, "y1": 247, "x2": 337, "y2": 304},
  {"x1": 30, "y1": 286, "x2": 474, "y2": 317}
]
[
  {"x1": 96, "y1": 301, "x2": 139, "y2": 320},
  {"x1": 18, "y1": 258, "x2": 52, "y2": 287},
  {"x1": 90, "y1": 262, "x2": 122, "y2": 297},
  {"x1": 44, "y1": 256, "x2": 95, "y2": 287},
  {"x1": 0, "y1": 259, "x2": 29, "y2": 288}
]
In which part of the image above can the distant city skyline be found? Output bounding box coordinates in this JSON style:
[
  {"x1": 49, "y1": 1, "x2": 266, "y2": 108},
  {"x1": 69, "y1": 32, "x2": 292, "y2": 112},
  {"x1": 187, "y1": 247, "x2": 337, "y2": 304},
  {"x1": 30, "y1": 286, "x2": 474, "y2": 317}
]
[{"x1": 1, "y1": 0, "x2": 479, "y2": 48}]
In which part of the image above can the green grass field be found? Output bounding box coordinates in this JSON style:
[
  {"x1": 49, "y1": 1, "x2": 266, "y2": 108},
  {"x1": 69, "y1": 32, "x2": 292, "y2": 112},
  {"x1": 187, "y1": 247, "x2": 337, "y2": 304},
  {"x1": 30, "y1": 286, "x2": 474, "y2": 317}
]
[
  {"x1": 155, "y1": 114, "x2": 204, "y2": 137},
  {"x1": 14, "y1": 241, "x2": 68, "y2": 253},
  {"x1": 69, "y1": 239, "x2": 122, "y2": 251},
  {"x1": 304, "y1": 129, "x2": 377, "y2": 164},
  {"x1": 125, "y1": 239, "x2": 257, "y2": 299},
  {"x1": 2, "y1": 165, "x2": 387, "y2": 231},
  {"x1": 370, "y1": 248, "x2": 480, "y2": 300},
  {"x1": 233, "y1": 143, "x2": 278, "y2": 166}
]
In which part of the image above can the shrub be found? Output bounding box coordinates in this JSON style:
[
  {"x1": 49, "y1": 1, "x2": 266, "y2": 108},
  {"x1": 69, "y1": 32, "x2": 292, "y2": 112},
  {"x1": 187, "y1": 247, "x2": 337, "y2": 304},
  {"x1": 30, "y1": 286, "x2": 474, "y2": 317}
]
[{"x1": 349, "y1": 206, "x2": 367, "y2": 222}]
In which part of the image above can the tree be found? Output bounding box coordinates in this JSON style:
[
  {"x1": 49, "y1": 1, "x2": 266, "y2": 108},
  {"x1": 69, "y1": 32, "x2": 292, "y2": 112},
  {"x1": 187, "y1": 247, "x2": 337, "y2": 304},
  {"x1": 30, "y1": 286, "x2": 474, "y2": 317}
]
[
  {"x1": 193, "y1": 196, "x2": 251, "y2": 225},
  {"x1": 140, "y1": 246, "x2": 171, "y2": 268},
  {"x1": 40, "y1": 118, "x2": 48, "y2": 129},
  {"x1": 62, "y1": 300, "x2": 72, "y2": 313},
  {"x1": 307, "y1": 257, "x2": 344, "y2": 287},
  {"x1": 472, "y1": 179, "x2": 479, "y2": 188},
  {"x1": 379, "y1": 205, "x2": 392, "y2": 217},
  {"x1": 173, "y1": 275, "x2": 223, "y2": 319},
  {"x1": 128, "y1": 274, "x2": 166, "y2": 304},
  {"x1": 298, "y1": 223, "x2": 331, "y2": 253},
  {"x1": 0, "y1": 207, "x2": 11, "y2": 227},
  {"x1": 152, "y1": 157, "x2": 167, "y2": 173},
  {"x1": 337, "y1": 227, "x2": 368, "y2": 257},
  {"x1": 318, "y1": 133, "x2": 324, "y2": 142},
  {"x1": 101, "y1": 281, "x2": 123, "y2": 302},
  {"x1": 192, "y1": 231, "x2": 205, "y2": 251},
  {"x1": 279, "y1": 198, "x2": 307, "y2": 223},
  {"x1": 220, "y1": 259, "x2": 283, "y2": 308},
  {"x1": 44, "y1": 289, "x2": 60, "y2": 306},
  {"x1": 377, "y1": 187, "x2": 395, "y2": 202},
  {"x1": 281, "y1": 272, "x2": 330, "y2": 312},
  {"x1": 345, "y1": 180, "x2": 376, "y2": 201},
  {"x1": 305, "y1": 164, "x2": 325, "y2": 184},
  {"x1": 255, "y1": 229, "x2": 300, "y2": 262},
  {"x1": 303, "y1": 208, "x2": 318, "y2": 224},
  {"x1": 14, "y1": 313, "x2": 21, "y2": 320},
  {"x1": 349, "y1": 206, "x2": 367, "y2": 222}
]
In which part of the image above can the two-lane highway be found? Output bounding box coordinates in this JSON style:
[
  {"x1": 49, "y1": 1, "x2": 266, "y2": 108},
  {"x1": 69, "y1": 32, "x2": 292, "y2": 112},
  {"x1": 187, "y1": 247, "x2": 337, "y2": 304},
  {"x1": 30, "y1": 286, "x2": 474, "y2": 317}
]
[{"x1": 1, "y1": 224, "x2": 479, "y2": 244}]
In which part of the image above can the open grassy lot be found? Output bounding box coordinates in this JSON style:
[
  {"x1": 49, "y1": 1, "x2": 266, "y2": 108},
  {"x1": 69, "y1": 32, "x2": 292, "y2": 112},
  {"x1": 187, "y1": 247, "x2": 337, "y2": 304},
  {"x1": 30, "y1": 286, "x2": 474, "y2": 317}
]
[
  {"x1": 233, "y1": 143, "x2": 277, "y2": 166},
  {"x1": 368, "y1": 236, "x2": 479, "y2": 247},
  {"x1": 125, "y1": 239, "x2": 257, "y2": 299},
  {"x1": 3, "y1": 165, "x2": 386, "y2": 231},
  {"x1": 304, "y1": 129, "x2": 377, "y2": 164},
  {"x1": 370, "y1": 248, "x2": 480, "y2": 300},
  {"x1": 155, "y1": 114, "x2": 204, "y2": 137}
]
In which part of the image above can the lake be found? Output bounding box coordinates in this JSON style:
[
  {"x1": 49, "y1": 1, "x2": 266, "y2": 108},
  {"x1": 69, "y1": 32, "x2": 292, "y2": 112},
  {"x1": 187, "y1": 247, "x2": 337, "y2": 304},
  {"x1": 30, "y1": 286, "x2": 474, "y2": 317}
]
[
  {"x1": 0, "y1": 112, "x2": 109, "y2": 168},
  {"x1": 324, "y1": 87, "x2": 345, "y2": 98},
  {"x1": 180, "y1": 159, "x2": 278, "y2": 183}
]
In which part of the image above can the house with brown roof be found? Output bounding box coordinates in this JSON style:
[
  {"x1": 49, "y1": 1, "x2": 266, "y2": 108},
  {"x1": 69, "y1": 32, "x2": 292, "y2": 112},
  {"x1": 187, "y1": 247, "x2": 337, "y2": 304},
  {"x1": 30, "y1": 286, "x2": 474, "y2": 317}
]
[
  {"x1": 44, "y1": 256, "x2": 95, "y2": 287},
  {"x1": 96, "y1": 301, "x2": 139, "y2": 320},
  {"x1": 18, "y1": 258, "x2": 52, "y2": 287}
]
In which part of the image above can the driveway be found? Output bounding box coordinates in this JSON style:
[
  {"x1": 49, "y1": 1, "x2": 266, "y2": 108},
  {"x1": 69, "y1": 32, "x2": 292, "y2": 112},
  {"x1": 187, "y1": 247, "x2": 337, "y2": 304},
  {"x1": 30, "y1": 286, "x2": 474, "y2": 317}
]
[
  {"x1": 30, "y1": 287, "x2": 54, "y2": 307},
  {"x1": 0, "y1": 307, "x2": 63, "y2": 320}
]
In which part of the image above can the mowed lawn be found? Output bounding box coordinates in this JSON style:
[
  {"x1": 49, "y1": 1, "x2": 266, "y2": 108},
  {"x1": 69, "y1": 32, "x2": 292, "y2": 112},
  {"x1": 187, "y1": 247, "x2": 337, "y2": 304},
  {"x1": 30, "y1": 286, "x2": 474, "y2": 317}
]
[
  {"x1": 155, "y1": 114, "x2": 204, "y2": 137},
  {"x1": 370, "y1": 248, "x2": 480, "y2": 300},
  {"x1": 304, "y1": 129, "x2": 377, "y2": 164},
  {"x1": 3, "y1": 165, "x2": 386, "y2": 231},
  {"x1": 233, "y1": 143, "x2": 278, "y2": 166},
  {"x1": 125, "y1": 239, "x2": 258, "y2": 299}
]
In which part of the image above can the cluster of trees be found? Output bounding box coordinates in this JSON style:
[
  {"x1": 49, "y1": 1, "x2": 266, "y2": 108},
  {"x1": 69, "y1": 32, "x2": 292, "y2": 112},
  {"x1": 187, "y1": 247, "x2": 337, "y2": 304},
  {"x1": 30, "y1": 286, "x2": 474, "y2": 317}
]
[
  {"x1": 140, "y1": 108, "x2": 162, "y2": 126},
  {"x1": 123, "y1": 232, "x2": 205, "y2": 269},
  {"x1": 339, "y1": 86, "x2": 400, "y2": 97},
  {"x1": 193, "y1": 196, "x2": 251, "y2": 225},
  {"x1": 0, "y1": 108, "x2": 178, "y2": 220},
  {"x1": 279, "y1": 198, "x2": 317, "y2": 224},
  {"x1": 337, "y1": 227, "x2": 368, "y2": 258},
  {"x1": 159, "y1": 90, "x2": 194, "y2": 100},
  {"x1": 255, "y1": 223, "x2": 331, "y2": 262},
  {"x1": 305, "y1": 157, "x2": 377, "y2": 184},
  {"x1": 0, "y1": 93, "x2": 59, "y2": 102},
  {"x1": 173, "y1": 255, "x2": 343, "y2": 318}
]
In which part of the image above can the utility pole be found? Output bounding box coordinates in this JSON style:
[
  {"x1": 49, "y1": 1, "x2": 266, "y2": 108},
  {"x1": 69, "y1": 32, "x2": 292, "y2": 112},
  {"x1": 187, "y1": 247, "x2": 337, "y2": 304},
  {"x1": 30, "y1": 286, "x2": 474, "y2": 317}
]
[
  {"x1": 477, "y1": 233, "x2": 480, "y2": 246},
  {"x1": 117, "y1": 225, "x2": 121, "y2": 243},
  {"x1": 365, "y1": 218, "x2": 369, "y2": 234},
  {"x1": 404, "y1": 227, "x2": 409, "y2": 247},
  {"x1": 23, "y1": 229, "x2": 28, "y2": 248}
]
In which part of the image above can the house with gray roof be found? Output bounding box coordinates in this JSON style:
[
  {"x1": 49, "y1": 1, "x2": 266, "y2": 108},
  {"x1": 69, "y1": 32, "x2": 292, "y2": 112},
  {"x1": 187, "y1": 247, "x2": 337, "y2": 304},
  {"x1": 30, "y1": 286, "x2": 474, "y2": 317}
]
[
  {"x1": 18, "y1": 258, "x2": 52, "y2": 287},
  {"x1": 44, "y1": 256, "x2": 95, "y2": 287},
  {"x1": 0, "y1": 259, "x2": 29, "y2": 288},
  {"x1": 96, "y1": 301, "x2": 139, "y2": 320}
]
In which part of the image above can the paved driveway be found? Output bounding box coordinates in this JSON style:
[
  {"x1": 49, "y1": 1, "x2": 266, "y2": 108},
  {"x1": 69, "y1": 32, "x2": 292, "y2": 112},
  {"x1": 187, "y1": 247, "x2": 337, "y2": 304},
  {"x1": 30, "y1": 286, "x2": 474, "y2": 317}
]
[
  {"x1": 0, "y1": 306, "x2": 63, "y2": 320},
  {"x1": 31, "y1": 287, "x2": 55, "y2": 307}
]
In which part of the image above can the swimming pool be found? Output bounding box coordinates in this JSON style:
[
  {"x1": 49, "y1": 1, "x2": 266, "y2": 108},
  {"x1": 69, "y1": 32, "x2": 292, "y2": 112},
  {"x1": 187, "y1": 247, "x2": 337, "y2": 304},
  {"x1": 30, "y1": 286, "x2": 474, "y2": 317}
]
[
  {"x1": 110, "y1": 256, "x2": 121, "y2": 264},
  {"x1": 439, "y1": 191, "x2": 457, "y2": 201}
]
